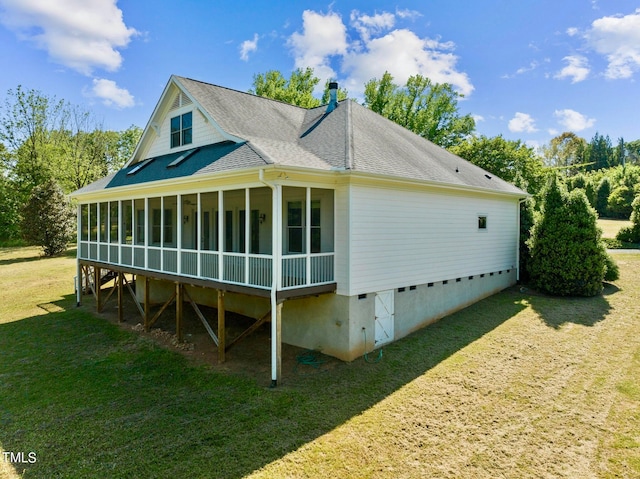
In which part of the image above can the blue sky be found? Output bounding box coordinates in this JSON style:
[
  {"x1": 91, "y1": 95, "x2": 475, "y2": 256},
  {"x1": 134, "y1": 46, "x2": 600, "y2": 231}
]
[{"x1": 0, "y1": 0, "x2": 638, "y2": 149}]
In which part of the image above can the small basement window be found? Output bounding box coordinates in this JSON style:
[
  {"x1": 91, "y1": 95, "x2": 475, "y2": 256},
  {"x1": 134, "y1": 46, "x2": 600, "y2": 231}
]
[{"x1": 478, "y1": 215, "x2": 487, "y2": 229}]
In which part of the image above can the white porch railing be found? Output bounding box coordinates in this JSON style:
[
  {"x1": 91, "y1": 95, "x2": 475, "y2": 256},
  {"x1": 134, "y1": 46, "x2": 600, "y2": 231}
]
[{"x1": 78, "y1": 241, "x2": 334, "y2": 291}]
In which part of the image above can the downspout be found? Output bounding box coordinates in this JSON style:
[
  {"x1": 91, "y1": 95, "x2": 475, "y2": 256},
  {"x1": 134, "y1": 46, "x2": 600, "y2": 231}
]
[
  {"x1": 517, "y1": 197, "x2": 527, "y2": 282},
  {"x1": 259, "y1": 168, "x2": 281, "y2": 387}
]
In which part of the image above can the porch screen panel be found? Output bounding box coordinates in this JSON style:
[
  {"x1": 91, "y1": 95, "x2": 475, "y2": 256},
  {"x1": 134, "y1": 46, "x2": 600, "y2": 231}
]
[
  {"x1": 250, "y1": 187, "x2": 272, "y2": 255},
  {"x1": 200, "y1": 192, "x2": 218, "y2": 251},
  {"x1": 163, "y1": 195, "x2": 177, "y2": 248},
  {"x1": 134, "y1": 199, "x2": 145, "y2": 245},
  {"x1": 89, "y1": 203, "x2": 97, "y2": 242},
  {"x1": 148, "y1": 197, "x2": 161, "y2": 246},
  {"x1": 122, "y1": 200, "x2": 133, "y2": 245},
  {"x1": 80, "y1": 205, "x2": 88, "y2": 241},
  {"x1": 80, "y1": 204, "x2": 88, "y2": 259},
  {"x1": 181, "y1": 194, "x2": 197, "y2": 250},
  {"x1": 311, "y1": 188, "x2": 334, "y2": 253}
]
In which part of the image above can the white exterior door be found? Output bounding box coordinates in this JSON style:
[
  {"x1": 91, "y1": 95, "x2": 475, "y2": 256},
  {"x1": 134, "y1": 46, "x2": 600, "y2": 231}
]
[{"x1": 374, "y1": 290, "x2": 394, "y2": 346}]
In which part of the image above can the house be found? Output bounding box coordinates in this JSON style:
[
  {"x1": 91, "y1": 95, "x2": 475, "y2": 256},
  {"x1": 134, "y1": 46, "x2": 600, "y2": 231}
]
[{"x1": 71, "y1": 75, "x2": 527, "y2": 385}]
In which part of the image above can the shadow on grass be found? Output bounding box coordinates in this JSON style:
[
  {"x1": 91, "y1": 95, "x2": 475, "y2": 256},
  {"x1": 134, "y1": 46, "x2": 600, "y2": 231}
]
[
  {"x1": 525, "y1": 282, "x2": 618, "y2": 329},
  {"x1": 0, "y1": 290, "x2": 527, "y2": 479},
  {"x1": 0, "y1": 247, "x2": 77, "y2": 266}
]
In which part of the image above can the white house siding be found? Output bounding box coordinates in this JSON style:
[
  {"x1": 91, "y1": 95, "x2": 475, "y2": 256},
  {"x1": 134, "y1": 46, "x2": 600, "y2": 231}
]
[
  {"x1": 348, "y1": 183, "x2": 518, "y2": 296},
  {"x1": 334, "y1": 184, "x2": 350, "y2": 295},
  {"x1": 146, "y1": 104, "x2": 226, "y2": 160}
]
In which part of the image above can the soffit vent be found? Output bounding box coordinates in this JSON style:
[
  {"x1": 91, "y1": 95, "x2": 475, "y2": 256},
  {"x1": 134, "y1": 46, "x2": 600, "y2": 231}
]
[{"x1": 170, "y1": 92, "x2": 193, "y2": 111}]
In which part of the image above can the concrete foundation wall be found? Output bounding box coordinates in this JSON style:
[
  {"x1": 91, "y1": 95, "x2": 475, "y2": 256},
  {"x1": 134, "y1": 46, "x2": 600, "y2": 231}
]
[
  {"x1": 392, "y1": 269, "x2": 516, "y2": 340},
  {"x1": 136, "y1": 269, "x2": 516, "y2": 363}
]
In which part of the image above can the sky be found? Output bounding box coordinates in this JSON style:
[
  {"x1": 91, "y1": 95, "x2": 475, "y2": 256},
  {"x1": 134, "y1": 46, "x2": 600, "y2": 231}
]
[{"x1": 0, "y1": 0, "x2": 639, "y2": 150}]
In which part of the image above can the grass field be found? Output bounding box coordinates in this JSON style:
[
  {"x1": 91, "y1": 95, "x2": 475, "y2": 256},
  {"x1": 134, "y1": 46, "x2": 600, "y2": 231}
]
[
  {"x1": 1, "y1": 246, "x2": 639, "y2": 478},
  {"x1": 598, "y1": 218, "x2": 632, "y2": 239}
]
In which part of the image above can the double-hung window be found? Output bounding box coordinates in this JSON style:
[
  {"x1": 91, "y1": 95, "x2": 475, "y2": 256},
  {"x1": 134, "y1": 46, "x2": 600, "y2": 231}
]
[{"x1": 170, "y1": 112, "x2": 192, "y2": 148}]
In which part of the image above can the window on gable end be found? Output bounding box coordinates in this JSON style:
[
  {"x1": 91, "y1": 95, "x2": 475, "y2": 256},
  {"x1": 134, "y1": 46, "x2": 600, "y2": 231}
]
[{"x1": 170, "y1": 112, "x2": 193, "y2": 148}]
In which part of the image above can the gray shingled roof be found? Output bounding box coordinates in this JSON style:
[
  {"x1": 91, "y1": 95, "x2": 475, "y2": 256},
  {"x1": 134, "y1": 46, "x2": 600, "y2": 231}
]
[{"x1": 73, "y1": 76, "x2": 526, "y2": 197}]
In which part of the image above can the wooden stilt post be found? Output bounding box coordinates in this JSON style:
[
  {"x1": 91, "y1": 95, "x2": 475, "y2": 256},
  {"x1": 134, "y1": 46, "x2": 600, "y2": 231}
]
[
  {"x1": 84, "y1": 265, "x2": 90, "y2": 296},
  {"x1": 176, "y1": 283, "x2": 183, "y2": 342},
  {"x1": 117, "y1": 272, "x2": 124, "y2": 323},
  {"x1": 217, "y1": 290, "x2": 225, "y2": 363},
  {"x1": 144, "y1": 276, "x2": 150, "y2": 331},
  {"x1": 95, "y1": 266, "x2": 102, "y2": 312}
]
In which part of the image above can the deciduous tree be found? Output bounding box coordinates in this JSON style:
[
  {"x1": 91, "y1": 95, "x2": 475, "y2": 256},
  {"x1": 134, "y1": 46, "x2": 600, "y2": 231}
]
[
  {"x1": 450, "y1": 135, "x2": 546, "y2": 195},
  {"x1": 363, "y1": 71, "x2": 475, "y2": 148},
  {"x1": 251, "y1": 68, "x2": 348, "y2": 108}
]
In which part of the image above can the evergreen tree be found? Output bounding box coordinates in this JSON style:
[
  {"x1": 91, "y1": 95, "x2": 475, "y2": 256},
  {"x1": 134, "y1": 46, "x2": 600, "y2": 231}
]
[
  {"x1": 528, "y1": 175, "x2": 607, "y2": 296},
  {"x1": 587, "y1": 132, "x2": 614, "y2": 170},
  {"x1": 518, "y1": 197, "x2": 535, "y2": 283},
  {"x1": 21, "y1": 179, "x2": 74, "y2": 256},
  {"x1": 616, "y1": 194, "x2": 640, "y2": 243},
  {"x1": 595, "y1": 176, "x2": 611, "y2": 216}
]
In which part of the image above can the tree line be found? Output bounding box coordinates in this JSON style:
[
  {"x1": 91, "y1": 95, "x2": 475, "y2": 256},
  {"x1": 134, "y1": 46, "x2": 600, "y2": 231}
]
[{"x1": 0, "y1": 86, "x2": 142, "y2": 244}]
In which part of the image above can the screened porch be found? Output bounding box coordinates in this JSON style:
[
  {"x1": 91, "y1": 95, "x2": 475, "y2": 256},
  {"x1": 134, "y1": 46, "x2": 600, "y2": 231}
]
[{"x1": 78, "y1": 186, "x2": 335, "y2": 291}]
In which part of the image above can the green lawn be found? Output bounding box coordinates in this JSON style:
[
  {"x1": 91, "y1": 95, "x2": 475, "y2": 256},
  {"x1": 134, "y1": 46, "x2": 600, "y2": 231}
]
[
  {"x1": 598, "y1": 218, "x2": 632, "y2": 239},
  {"x1": 1, "y1": 247, "x2": 639, "y2": 478}
]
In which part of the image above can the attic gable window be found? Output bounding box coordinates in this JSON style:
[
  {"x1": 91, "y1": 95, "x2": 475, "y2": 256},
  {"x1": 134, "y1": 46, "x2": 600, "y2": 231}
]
[{"x1": 170, "y1": 112, "x2": 192, "y2": 148}]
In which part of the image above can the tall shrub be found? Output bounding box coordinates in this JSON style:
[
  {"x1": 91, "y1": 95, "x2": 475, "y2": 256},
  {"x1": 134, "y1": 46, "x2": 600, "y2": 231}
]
[
  {"x1": 616, "y1": 194, "x2": 640, "y2": 243},
  {"x1": 21, "y1": 179, "x2": 74, "y2": 256},
  {"x1": 518, "y1": 197, "x2": 535, "y2": 283},
  {"x1": 528, "y1": 175, "x2": 607, "y2": 296}
]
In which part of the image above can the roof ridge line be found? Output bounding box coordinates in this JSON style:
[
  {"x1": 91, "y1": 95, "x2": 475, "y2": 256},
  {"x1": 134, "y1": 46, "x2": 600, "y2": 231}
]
[{"x1": 345, "y1": 100, "x2": 353, "y2": 170}]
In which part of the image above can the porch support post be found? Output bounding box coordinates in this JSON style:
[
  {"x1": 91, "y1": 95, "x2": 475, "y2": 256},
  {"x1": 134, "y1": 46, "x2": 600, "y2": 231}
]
[
  {"x1": 176, "y1": 282, "x2": 183, "y2": 342},
  {"x1": 218, "y1": 190, "x2": 224, "y2": 281},
  {"x1": 143, "y1": 276, "x2": 150, "y2": 331},
  {"x1": 76, "y1": 204, "x2": 82, "y2": 307},
  {"x1": 274, "y1": 300, "x2": 282, "y2": 382},
  {"x1": 76, "y1": 261, "x2": 82, "y2": 306},
  {"x1": 217, "y1": 290, "x2": 225, "y2": 363},
  {"x1": 117, "y1": 272, "x2": 124, "y2": 323},
  {"x1": 271, "y1": 183, "x2": 282, "y2": 387},
  {"x1": 95, "y1": 266, "x2": 102, "y2": 312}
]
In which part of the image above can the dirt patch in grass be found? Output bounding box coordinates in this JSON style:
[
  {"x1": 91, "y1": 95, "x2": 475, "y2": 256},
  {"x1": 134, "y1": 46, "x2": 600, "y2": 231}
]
[{"x1": 91, "y1": 290, "x2": 338, "y2": 385}]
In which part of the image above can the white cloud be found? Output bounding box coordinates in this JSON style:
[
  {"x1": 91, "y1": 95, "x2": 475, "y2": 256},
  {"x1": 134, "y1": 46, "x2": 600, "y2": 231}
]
[
  {"x1": 287, "y1": 9, "x2": 473, "y2": 97},
  {"x1": 554, "y1": 109, "x2": 595, "y2": 131},
  {"x1": 240, "y1": 33, "x2": 259, "y2": 61},
  {"x1": 344, "y1": 29, "x2": 473, "y2": 96},
  {"x1": 0, "y1": 0, "x2": 137, "y2": 75},
  {"x1": 87, "y1": 78, "x2": 134, "y2": 108},
  {"x1": 287, "y1": 10, "x2": 348, "y2": 81},
  {"x1": 508, "y1": 112, "x2": 538, "y2": 133},
  {"x1": 350, "y1": 10, "x2": 395, "y2": 42},
  {"x1": 472, "y1": 114, "x2": 485, "y2": 123},
  {"x1": 585, "y1": 8, "x2": 640, "y2": 79},
  {"x1": 555, "y1": 55, "x2": 590, "y2": 83},
  {"x1": 566, "y1": 27, "x2": 579, "y2": 37},
  {"x1": 395, "y1": 8, "x2": 422, "y2": 20}
]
